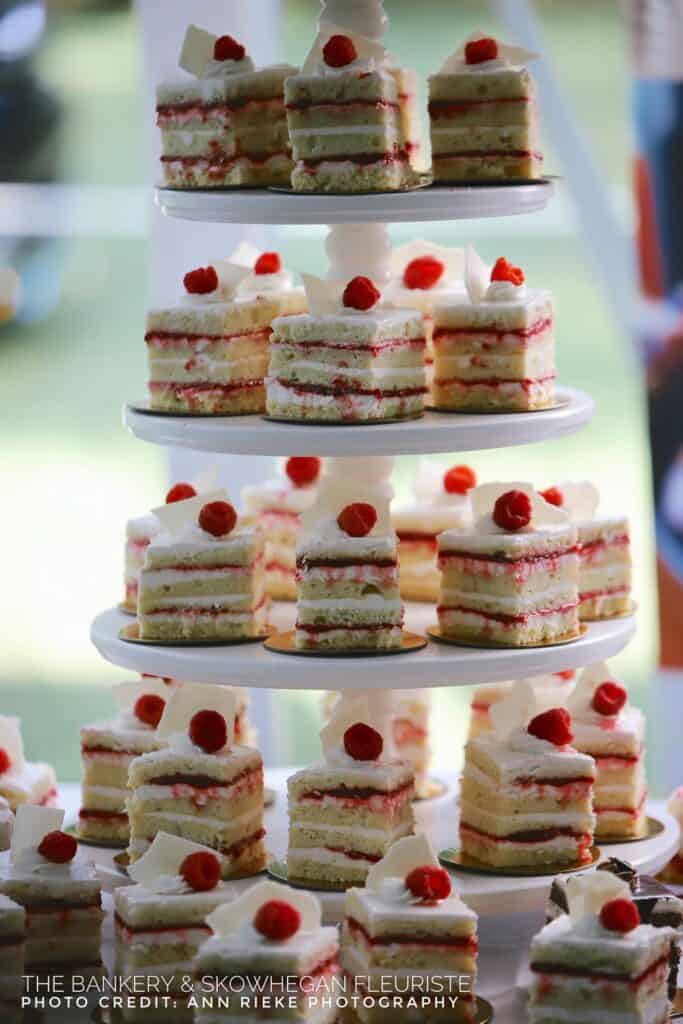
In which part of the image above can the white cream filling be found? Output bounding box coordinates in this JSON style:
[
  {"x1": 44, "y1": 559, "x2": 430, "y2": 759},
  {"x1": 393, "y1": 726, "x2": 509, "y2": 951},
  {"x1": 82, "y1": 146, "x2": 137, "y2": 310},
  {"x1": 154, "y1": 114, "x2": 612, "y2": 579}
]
[
  {"x1": 279, "y1": 361, "x2": 422, "y2": 382},
  {"x1": 132, "y1": 806, "x2": 262, "y2": 832},
  {"x1": 440, "y1": 584, "x2": 572, "y2": 612},
  {"x1": 298, "y1": 597, "x2": 402, "y2": 612}
]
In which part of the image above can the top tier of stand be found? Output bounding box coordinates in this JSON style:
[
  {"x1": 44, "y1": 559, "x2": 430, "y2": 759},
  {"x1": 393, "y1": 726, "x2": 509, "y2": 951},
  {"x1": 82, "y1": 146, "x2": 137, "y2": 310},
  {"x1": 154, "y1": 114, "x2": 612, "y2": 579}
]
[{"x1": 154, "y1": 181, "x2": 555, "y2": 227}]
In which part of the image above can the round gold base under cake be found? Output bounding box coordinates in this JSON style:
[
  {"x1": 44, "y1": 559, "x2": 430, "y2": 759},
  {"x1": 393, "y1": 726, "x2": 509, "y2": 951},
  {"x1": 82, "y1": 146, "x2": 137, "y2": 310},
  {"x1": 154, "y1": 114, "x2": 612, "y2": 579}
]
[
  {"x1": 264, "y1": 630, "x2": 427, "y2": 657},
  {"x1": 119, "y1": 621, "x2": 272, "y2": 646},
  {"x1": 129, "y1": 400, "x2": 258, "y2": 418},
  {"x1": 267, "y1": 859, "x2": 355, "y2": 892},
  {"x1": 66, "y1": 825, "x2": 128, "y2": 851},
  {"x1": 426, "y1": 624, "x2": 585, "y2": 650},
  {"x1": 262, "y1": 411, "x2": 425, "y2": 427},
  {"x1": 340, "y1": 995, "x2": 493, "y2": 1024},
  {"x1": 433, "y1": 175, "x2": 556, "y2": 188},
  {"x1": 598, "y1": 815, "x2": 663, "y2": 846},
  {"x1": 438, "y1": 845, "x2": 601, "y2": 877}
]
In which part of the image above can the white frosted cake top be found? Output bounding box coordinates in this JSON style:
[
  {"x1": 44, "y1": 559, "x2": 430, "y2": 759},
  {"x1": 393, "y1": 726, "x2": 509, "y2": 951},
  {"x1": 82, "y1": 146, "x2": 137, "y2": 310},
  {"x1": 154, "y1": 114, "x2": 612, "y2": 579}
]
[
  {"x1": 393, "y1": 459, "x2": 473, "y2": 535},
  {"x1": 126, "y1": 513, "x2": 160, "y2": 542}
]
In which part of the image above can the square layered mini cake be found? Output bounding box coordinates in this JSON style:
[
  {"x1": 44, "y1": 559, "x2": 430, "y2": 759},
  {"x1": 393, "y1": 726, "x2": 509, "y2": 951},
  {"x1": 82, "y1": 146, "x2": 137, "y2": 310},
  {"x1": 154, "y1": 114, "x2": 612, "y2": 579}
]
[
  {"x1": 287, "y1": 696, "x2": 414, "y2": 886},
  {"x1": 393, "y1": 460, "x2": 476, "y2": 603},
  {"x1": 127, "y1": 684, "x2": 266, "y2": 877},
  {"x1": 268, "y1": 274, "x2": 426, "y2": 423},
  {"x1": 341, "y1": 836, "x2": 478, "y2": 1023},
  {"x1": 0, "y1": 894, "x2": 24, "y2": 1023},
  {"x1": 194, "y1": 881, "x2": 339, "y2": 1024},
  {"x1": 114, "y1": 833, "x2": 236, "y2": 1023},
  {"x1": 146, "y1": 251, "x2": 305, "y2": 416},
  {"x1": 157, "y1": 25, "x2": 295, "y2": 188},
  {"x1": 429, "y1": 33, "x2": 542, "y2": 182},
  {"x1": 459, "y1": 682, "x2": 596, "y2": 868},
  {"x1": 294, "y1": 457, "x2": 403, "y2": 651},
  {"x1": 285, "y1": 25, "x2": 415, "y2": 192},
  {"x1": 432, "y1": 247, "x2": 554, "y2": 412},
  {"x1": 0, "y1": 716, "x2": 57, "y2": 812},
  {"x1": 79, "y1": 677, "x2": 171, "y2": 843},
  {"x1": 567, "y1": 662, "x2": 647, "y2": 839},
  {"x1": 437, "y1": 483, "x2": 579, "y2": 646},
  {"x1": 540, "y1": 481, "x2": 632, "y2": 620},
  {"x1": 241, "y1": 456, "x2": 322, "y2": 601},
  {"x1": 138, "y1": 489, "x2": 268, "y2": 642},
  {"x1": 0, "y1": 807, "x2": 104, "y2": 978},
  {"x1": 530, "y1": 872, "x2": 676, "y2": 1024}
]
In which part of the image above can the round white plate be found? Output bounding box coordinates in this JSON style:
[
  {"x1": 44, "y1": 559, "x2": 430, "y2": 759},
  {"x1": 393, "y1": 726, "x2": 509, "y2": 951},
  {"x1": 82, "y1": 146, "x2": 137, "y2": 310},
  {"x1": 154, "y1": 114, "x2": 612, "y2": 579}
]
[
  {"x1": 154, "y1": 180, "x2": 554, "y2": 226},
  {"x1": 90, "y1": 604, "x2": 636, "y2": 690},
  {"x1": 124, "y1": 387, "x2": 593, "y2": 457}
]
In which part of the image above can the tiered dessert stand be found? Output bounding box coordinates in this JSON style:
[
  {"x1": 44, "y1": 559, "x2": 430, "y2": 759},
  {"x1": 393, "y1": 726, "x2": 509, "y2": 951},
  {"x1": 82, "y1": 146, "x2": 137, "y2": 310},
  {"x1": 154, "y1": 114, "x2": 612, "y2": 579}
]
[{"x1": 88, "y1": 3, "x2": 678, "y2": 1020}]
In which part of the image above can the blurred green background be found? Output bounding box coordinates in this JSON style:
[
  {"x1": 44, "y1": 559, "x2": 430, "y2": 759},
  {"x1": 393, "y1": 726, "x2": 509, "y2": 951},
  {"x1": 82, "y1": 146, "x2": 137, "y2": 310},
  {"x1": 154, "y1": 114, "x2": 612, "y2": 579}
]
[{"x1": 2, "y1": 1, "x2": 655, "y2": 785}]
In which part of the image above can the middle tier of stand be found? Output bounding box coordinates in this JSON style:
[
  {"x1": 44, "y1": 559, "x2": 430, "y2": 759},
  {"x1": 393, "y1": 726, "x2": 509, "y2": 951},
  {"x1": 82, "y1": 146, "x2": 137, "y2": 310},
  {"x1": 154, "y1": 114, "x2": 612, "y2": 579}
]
[
  {"x1": 124, "y1": 387, "x2": 593, "y2": 457},
  {"x1": 91, "y1": 604, "x2": 636, "y2": 689}
]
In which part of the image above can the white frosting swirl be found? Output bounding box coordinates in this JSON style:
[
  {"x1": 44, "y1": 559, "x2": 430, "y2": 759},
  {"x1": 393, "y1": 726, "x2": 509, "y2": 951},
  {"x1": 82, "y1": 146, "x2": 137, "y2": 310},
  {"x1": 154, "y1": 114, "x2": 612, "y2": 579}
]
[
  {"x1": 484, "y1": 280, "x2": 528, "y2": 302},
  {"x1": 202, "y1": 56, "x2": 255, "y2": 79},
  {"x1": 238, "y1": 269, "x2": 293, "y2": 296},
  {"x1": 506, "y1": 726, "x2": 558, "y2": 755}
]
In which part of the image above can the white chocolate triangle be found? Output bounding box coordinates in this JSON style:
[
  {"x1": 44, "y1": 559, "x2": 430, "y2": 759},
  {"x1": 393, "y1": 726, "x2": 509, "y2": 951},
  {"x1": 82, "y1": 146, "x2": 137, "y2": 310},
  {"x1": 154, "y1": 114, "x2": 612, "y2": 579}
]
[
  {"x1": 303, "y1": 20, "x2": 387, "y2": 75},
  {"x1": 489, "y1": 679, "x2": 539, "y2": 740},
  {"x1": 128, "y1": 831, "x2": 220, "y2": 890},
  {"x1": 553, "y1": 481, "x2": 600, "y2": 522},
  {"x1": 301, "y1": 273, "x2": 346, "y2": 316},
  {"x1": 113, "y1": 678, "x2": 171, "y2": 717},
  {"x1": 389, "y1": 240, "x2": 464, "y2": 285},
  {"x1": 471, "y1": 482, "x2": 569, "y2": 533},
  {"x1": 439, "y1": 31, "x2": 539, "y2": 75},
  {"x1": 207, "y1": 879, "x2": 321, "y2": 937},
  {"x1": 565, "y1": 872, "x2": 631, "y2": 924},
  {"x1": 366, "y1": 834, "x2": 439, "y2": 890},
  {"x1": 157, "y1": 683, "x2": 236, "y2": 750},
  {"x1": 320, "y1": 695, "x2": 390, "y2": 761},
  {"x1": 0, "y1": 717, "x2": 25, "y2": 774},
  {"x1": 464, "y1": 244, "x2": 490, "y2": 305},
  {"x1": 12, "y1": 806, "x2": 64, "y2": 863},
  {"x1": 151, "y1": 489, "x2": 231, "y2": 538}
]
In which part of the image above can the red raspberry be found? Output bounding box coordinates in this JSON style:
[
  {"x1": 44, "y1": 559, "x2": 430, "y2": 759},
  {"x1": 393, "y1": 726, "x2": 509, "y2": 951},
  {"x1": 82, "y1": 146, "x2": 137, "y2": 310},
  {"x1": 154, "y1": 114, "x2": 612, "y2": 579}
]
[
  {"x1": 0, "y1": 749, "x2": 10, "y2": 774},
  {"x1": 213, "y1": 35, "x2": 246, "y2": 62},
  {"x1": 528, "y1": 708, "x2": 573, "y2": 747},
  {"x1": 403, "y1": 256, "x2": 445, "y2": 291},
  {"x1": 492, "y1": 489, "x2": 532, "y2": 531},
  {"x1": 592, "y1": 681, "x2": 627, "y2": 717},
  {"x1": 600, "y1": 898, "x2": 640, "y2": 933},
  {"x1": 189, "y1": 709, "x2": 228, "y2": 754},
  {"x1": 443, "y1": 465, "x2": 477, "y2": 495},
  {"x1": 405, "y1": 865, "x2": 452, "y2": 902},
  {"x1": 337, "y1": 502, "x2": 377, "y2": 537},
  {"x1": 322, "y1": 34, "x2": 357, "y2": 68},
  {"x1": 198, "y1": 501, "x2": 237, "y2": 538},
  {"x1": 184, "y1": 266, "x2": 219, "y2": 295},
  {"x1": 285, "y1": 457, "x2": 321, "y2": 488},
  {"x1": 254, "y1": 899, "x2": 301, "y2": 941},
  {"x1": 556, "y1": 670, "x2": 575, "y2": 681},
  {"x1": 254, "y1": 252, "x2": 281, "y2": 275},
  {"x1": 344, "y1": 722, "x2": 383, "y2": 761},
  {"x1": 180, "y1": 851, "x2": 221, "y2": 892},
  {"x1": 134, "y1": 694, "x2": 165, "y2": 728},
  {"x1": 38, "y1": 830, "x2": 78, "y2": 864},
  {"x1": 465, "y1": 36, "x2": 498, "y2": 64},
  {"x1": 166, "y1": 482, "x2": 197, "y2": 504},
  {"x1": 540, "y1": 486, "x2": 563, "y2": 508},
  {"x1": 490, "y1": 257, "x2": 525, "y2": 286},
  {"x1": 342, "y1": 276, "x2": 380, "y2": 311}
]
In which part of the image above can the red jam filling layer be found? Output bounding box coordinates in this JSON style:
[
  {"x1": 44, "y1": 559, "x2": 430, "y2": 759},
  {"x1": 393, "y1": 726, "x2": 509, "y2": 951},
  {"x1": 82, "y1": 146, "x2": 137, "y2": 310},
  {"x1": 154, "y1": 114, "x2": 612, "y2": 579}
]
[
  {"x1": 437, "y1": 601, "x2": 578, "y2": 625},
  {"x1": 579, "y1": 586, "x2": 630, "y2": 600},
  {"x1": 286, "y1": 99, "x2": 400, "y2": 113},
  {"x1": 161, "y1": 151, "x2": 289, "y2": 168},
  {"x1": 78, "y1": 809, "x2": 128, "y2": 822},
  {"x1": 434, "y1": 374, "x2": 556, "y2": 391},
  {"x1": 429, "y1": 97, "x2": 530, "y2": 116},
  {"x1": 433, "y1": 318, "x2": 551, "y2": 341},
  {"x1": 147, "y1": 765, "x2": 260, "y2": 790},
  {"x1": 579, "y1": 533, "x2": 629, "y2": 553},
  {"x1": 275, "y1": 379, "x2": 426, "y2": 399},
  {"x1": 221, "y1": 827, "x2": 266, "y2": 859},
  {"x1": 149, "y1": 379, "x2": 264, "y2": 394},
  {"x1": 529, "y1": 952, "x2": 670, "y2": 988},
  {"x1": 157, "y1": 97, "x2": 284, "y2": 117},
  {"x1": 397, "y1": 531, "x2": 438, "y2": 546},
  {"x1": 299, "y1": 782, "x2": 413, "y2": 802},
  {"x1": 460, "y1": 821, "x2": 590, "y2": 844},
  {"x1": 439, "y1": 546, "x2": 576, "y2": 566},
  {"x1": 298, "y1": 150, "x2": 410, "y2": 169},
  {"x1": 297, "y1": 556, "x2": 396, "y2": 569},
  {"x1": 271, "y1": 337, "x2": 425, "y2": 355},
  {"x1": 295, "y1": 620, "x2": 401, "y2": 633},
  {"x1": 434, "y1": 149, "x2": 542, "y2": 160},
  {"x1": 346, "y1": 916, "x2": 477, "y2": 951},
  {"x1": 145, "y1": 328, "x2": 270, "y2": 345},
  {"x1": 114, "y1": 913, "x2": 211, "y2": 938}
]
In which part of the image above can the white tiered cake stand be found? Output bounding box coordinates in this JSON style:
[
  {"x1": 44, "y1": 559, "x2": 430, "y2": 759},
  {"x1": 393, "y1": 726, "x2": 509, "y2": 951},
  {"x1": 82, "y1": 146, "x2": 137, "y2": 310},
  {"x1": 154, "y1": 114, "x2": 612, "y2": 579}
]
[{"x1": 87, "y1": 3, "x2": 673, "y2": 1022}]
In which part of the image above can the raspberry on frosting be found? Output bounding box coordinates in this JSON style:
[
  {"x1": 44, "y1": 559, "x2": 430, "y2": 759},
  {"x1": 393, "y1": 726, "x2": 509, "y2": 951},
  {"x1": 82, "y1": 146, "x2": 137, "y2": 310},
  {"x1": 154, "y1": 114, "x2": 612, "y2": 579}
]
[
  {"x1": 134, "y1": 694, "x2": 165, "y2": 728},
  {"x1": 184, "y1": 266, "x2": 219, "y2": 295},
  {"x1": 285, "y1": 457, "x2": 321, "y2": 488},
  {"x1": 342, "y1": 276, "x2": 381, "y2": 311},
  {"x1": 337, "y1": 502, "x2": 377, "y2": 537},
  {"x1": 465, "y1": 36, "x2": 498, "y2": 65},
  {"x1": 540, "y1": 486, "x2": 563, "y2": 508},
  {"x1": 527, "y1": 707, "x2": 573, "y2": 747},
  {"x1": 166, "y1": 482, "x2": 197, "y2": 504},
  {"x1": 254, "y1": 252, "x2": 281, "y2": 275},
  {"x1": 403, "y1": 256, "x2": 445, "y2": 291},
  {"x1": 443, "y1": 465, "x2": 476, "y2": 495},
  {"x1": 592, "y1": 681, "x2": 627, "y2": 717},
  {"x1": 253, "y1": 899, "x2": 301, "y2": 941},
  {"x1": 322, "y1": 34, "x2": 358, "y2": 68},
  {"x1": 405, "y1": 865, "x2": 452, "y2": 902},
  {"x1": 0, "y1": 749, "x2": 10, "y2": 774},
  {"x1": 213, "y1": 35, "x2": 246, "y2": 62},
  {"x1": 198, "y1": 501, "x2": 237, "y2": 538},
  {"x1": 599, "y1": 898, "x2": 640, "y2": 933},
  {"x1": 180, "y1": 851, "x2": 221, "y2": 892},
  {"x1": 492, "y1": 489, "x2": 532, "y2": 531},
  {"x1": 189, "y1": 709, "x2": 228, "y2": 754},
  {"x1": 38, "y1": 830, "x2": 78, "y2": 864},
  {"x1": 490, "y1": 257, "x2": 525, "y2": 286},
  {"x1": 344, "y1": 722, "x2": 383, "y2": 761}
]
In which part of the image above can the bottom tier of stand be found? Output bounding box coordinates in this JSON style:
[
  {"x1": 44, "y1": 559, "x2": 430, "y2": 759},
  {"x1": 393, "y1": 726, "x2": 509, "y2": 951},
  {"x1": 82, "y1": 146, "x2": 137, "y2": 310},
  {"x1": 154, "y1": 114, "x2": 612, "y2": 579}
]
[{"x1": 61, "y1": 771, "x2": 679, "y2": 1010}]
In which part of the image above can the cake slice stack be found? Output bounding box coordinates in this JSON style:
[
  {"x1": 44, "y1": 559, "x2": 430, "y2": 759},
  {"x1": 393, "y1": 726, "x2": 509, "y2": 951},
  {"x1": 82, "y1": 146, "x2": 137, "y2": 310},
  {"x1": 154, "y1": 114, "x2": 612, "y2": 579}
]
[
  {"x1": 460, "y1": 681, "x2": 596, "y2": 868},
  {"x1": 287, "y1": 695, "x2": 415, "y2": 886},
  {"x1": 157, "y1": 25, "x2": 296, "y2": 188},
  {"x1": 294, "y1": 457, "x2": 403, "y2": 650},
  {"x1": 127, "y1": 683, "x2": 266, "y2": 877},
  {"x1": 341, "y1": 836, "x2": 478, "y2": 1023}
]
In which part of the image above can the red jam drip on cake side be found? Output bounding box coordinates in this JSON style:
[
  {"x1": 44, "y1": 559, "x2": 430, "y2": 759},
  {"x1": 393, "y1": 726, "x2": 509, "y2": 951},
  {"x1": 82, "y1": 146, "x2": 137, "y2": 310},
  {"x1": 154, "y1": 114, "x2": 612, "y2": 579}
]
[
  {"x1": 594, "y1": 793, "x2": 647, "y2": 817},
  {"x1": 160, "y1": 150, "x2": 291, "y2": 169},
  {"x1": 579, "y1": 585, "x2": 631, "y2": 600},
  {"x1": 295, "y1": 621, "x2": 401, "y2": 634},
  {"x1": 324, "y1": 845, "x2": 382, "y2": 863},
  {"x1": 346, "y1": 917, "x2": 477, "y2": 952},
  {"x1": 579, "y1": 534, "x2": 629, "y2": 555},
  {"x1": 220, "y1": 826, "x2": 266, "y2": 859},
  {"x1": 78, "y1": 808, "x2": 128, "y2": 822}
]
